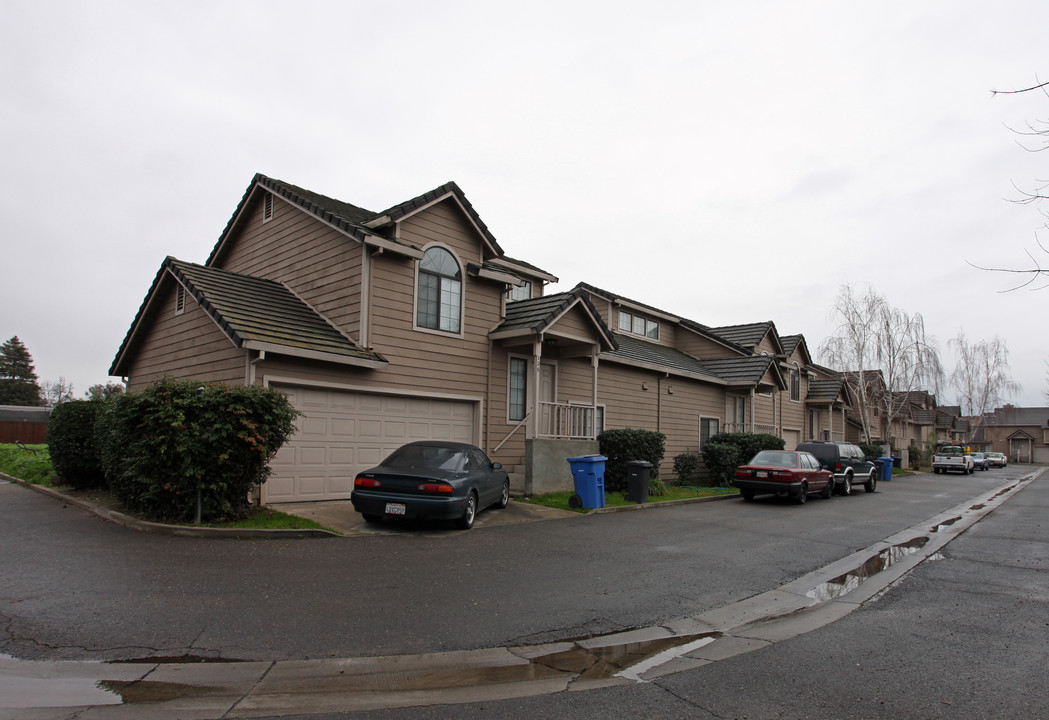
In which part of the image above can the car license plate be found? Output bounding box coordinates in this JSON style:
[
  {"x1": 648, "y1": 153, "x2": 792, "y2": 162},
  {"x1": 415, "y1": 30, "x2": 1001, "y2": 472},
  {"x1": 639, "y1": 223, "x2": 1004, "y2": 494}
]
[
  {"x1": 385, "y1": 503, "x2": 406, "y2": 515},
  {"x1": 757, "y1": 471, "x2": 767, "y2": 478}
]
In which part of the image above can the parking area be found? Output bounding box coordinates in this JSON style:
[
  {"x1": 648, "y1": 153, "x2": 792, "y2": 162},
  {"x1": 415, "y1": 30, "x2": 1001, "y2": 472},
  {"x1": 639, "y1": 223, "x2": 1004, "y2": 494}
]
[{"x1": 268, "y1": 498, "x2": 577, "y2": 535}]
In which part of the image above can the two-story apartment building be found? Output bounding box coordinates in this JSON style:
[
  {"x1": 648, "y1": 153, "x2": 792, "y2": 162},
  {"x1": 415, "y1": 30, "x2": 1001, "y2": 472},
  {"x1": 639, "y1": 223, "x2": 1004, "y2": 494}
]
[{"x1": 111, "y1": 174, "x2": 856, "y2": 502}]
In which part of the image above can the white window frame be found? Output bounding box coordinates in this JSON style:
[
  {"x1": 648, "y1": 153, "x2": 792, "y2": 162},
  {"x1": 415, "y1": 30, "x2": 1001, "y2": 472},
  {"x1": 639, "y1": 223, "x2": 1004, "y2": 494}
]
[
  {"x1": 618, "y1": 310, "x2": 659, "y2": 341},
  {"x1": 700, "y1": 417, "x2": 720, "y2": 448},
  {"x1": 508, "y1": 281, "x2": 531, "y2": 302},
  {"x1": 508, "y1": 355, "x2": 528, "y2": 422},
  {"x1": 790, "y1": 369, "x2": 800, "y2": 402},
  {"x1": 415, "y1": 245, "x2": 464, "y2": 336}
]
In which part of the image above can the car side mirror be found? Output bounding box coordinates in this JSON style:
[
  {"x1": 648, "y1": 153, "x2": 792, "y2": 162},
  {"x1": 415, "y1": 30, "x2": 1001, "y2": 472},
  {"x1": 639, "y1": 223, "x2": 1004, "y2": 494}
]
[{"x1": 492, "y1": 462, "x2": 503, "y2": 470}]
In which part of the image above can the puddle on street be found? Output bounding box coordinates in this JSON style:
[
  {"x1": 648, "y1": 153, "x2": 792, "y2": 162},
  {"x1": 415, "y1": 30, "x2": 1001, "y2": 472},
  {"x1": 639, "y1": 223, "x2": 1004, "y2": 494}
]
[
  {"x1": 930, "y1": 516, "x2": 961, "y2": 533},
  {"x1": 530, "y1": 632, "x2": 720, "y2": 681},
  {"x1": 806, "y1": 537, "x2": 929, "y2": 602}
]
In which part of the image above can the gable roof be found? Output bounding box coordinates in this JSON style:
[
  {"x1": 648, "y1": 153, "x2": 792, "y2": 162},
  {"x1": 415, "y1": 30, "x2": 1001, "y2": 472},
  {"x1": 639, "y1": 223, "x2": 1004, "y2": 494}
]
[
  {"x1": 985, "y1": 406, "x2": 1049, "y2": 428},
  {"x1": 491, "y1": 291, "x2": 616, "y2": 350},
  {"x1": 111, "y1": 257, "x2": 388, "y2": 376},
  {"x1": 708, "y1": 322, "x2": 783, "y2": 354},
  {"x1": 806, "y1": 378, "x2": 852, "y2": 405},
  {"x1": 206, "y1": 174, "x2": 555, "y2": 283},
  {"x1": 697, "y1": 354, "x2": 786, "y2": 389},
  {"x1": 779, "y1": 334, "x2": 813, "y2": 365}
]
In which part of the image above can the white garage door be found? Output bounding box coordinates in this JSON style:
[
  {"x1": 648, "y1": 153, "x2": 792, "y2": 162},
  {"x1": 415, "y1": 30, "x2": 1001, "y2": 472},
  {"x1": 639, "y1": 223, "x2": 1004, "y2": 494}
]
[{"x1": 266, "y1": 385, "x2": 476, "y2": 503}]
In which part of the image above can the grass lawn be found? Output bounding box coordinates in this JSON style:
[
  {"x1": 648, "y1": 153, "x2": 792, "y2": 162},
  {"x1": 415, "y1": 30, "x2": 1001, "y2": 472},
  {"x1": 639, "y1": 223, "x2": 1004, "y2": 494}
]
[
  {"x1": 0, "y1": 443, "x2": 332, "y2": 532},
  {"x1": 0, "y1": 443, "x2": 55, "y2": 485},
  {"x1": 522, "y1": 484, "x2": 738, "y2": 512}
]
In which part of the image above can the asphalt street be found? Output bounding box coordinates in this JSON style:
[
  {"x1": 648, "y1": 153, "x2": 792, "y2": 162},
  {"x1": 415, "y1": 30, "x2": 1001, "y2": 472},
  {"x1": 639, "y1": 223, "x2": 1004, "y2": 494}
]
[{"x1": 2, "y1": 465, "x2": 1046, "y2": 718}]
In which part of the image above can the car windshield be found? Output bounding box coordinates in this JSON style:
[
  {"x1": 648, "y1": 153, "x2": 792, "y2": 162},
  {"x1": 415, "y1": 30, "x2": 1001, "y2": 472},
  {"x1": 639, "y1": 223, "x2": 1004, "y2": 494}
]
[
  {"x1": 382, "y1": 445, "x2": 464, "y2": 471},
  {"x1": 750, "y1": 451, "x2": 797, "y2": 468}
]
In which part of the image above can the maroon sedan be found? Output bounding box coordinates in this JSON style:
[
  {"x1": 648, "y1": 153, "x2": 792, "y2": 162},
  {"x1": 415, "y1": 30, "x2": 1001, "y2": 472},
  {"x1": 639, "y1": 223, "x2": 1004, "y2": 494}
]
[{"x1": 733, "y1": 450, "x2": 834, "y2": 504}]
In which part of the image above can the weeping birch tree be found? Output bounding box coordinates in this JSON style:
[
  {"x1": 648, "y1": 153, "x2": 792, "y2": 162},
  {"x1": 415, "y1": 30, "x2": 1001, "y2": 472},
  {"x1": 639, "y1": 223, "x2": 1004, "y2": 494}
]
[
  {"x1": 950, "y1": 331, "x2": 1020, "y2": 442},
  {"x1": 819, "y1": 284, "x2": 942, "y2": 444}
]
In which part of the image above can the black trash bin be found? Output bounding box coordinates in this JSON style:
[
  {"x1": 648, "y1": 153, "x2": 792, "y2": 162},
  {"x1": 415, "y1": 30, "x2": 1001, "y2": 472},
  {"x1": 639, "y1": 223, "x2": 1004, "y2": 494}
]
[{"x1": 626, "y1": 460, "x2": 653, "y2": 504}]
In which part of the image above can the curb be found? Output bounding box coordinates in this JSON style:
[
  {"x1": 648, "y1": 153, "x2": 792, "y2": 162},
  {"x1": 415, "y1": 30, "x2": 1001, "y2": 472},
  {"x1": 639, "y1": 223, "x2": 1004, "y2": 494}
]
[{"x1": 0, "y1": 472, "x2": 339, "y2": 539}]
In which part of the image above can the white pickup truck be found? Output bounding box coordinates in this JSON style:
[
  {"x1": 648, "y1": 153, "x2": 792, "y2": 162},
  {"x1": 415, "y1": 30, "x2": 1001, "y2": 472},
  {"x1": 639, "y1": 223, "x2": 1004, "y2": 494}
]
[{"x1": 933, "y1": 445, "x2": 974, "y2": 474}]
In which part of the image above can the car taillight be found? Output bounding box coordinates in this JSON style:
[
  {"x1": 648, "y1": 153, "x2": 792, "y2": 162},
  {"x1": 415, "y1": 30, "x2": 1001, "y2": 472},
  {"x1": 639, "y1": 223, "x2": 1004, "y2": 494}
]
[
  {"x1": 769, "y1": 470, "x2": 794, "y2": 480},
  {"x1": 834, "y1": 461, "x2": 842, "y2": 471},
  {"x1": 354, "y1": 476, "x2": 381, "y2": 488},
  {"x1": 417, "y1": 483, "x2": 454, "y2": 494},
  {"x1": 735, "y1": 468, "x2": 752, "y2": 478}
]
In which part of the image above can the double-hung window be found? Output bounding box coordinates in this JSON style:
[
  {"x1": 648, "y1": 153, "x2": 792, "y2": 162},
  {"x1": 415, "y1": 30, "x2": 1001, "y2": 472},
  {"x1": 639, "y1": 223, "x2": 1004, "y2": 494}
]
[
  {"x1": 790, "y1": 369, "x2": 800, "y2": 402},
  {"x1": 700, "y1": 417, "x2": 720, "y2": 448},
  {"x1": 417, "y1": 247, "x2": 462, "y2": 333},
  {"x1": 617, "y1": 311, "x2": 659, "y2": 340}
]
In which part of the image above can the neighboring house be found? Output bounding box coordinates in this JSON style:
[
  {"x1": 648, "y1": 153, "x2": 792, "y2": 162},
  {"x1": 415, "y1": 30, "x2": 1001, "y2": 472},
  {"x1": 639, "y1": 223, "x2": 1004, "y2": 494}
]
[
  {"x1": 972, "y1": 406, "x2": 1049, "y2": 463},
  {"x1": 108, "y1": 174, "x2": 871, "y2": 502},
  {"x1": 0, "y1": 405, "x2": 51, "y2": 444}
]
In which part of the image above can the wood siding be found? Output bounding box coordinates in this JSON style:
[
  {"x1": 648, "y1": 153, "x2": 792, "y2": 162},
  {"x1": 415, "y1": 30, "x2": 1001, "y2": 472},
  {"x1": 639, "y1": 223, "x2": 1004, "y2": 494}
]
[
  {"x1": 124, "y1": 280, "x2": 246, "y2": 390},
  {"x1": 217, "y1": 193, "x2": 364, "y2": 338}
]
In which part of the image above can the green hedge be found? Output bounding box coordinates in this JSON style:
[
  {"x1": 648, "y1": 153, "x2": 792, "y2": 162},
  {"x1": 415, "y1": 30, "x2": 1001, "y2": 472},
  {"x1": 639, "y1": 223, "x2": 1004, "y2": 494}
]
[
  {"x1": 98, "y1": 378, "x2": 299, "y2": 522},
  {"x1": 699, "y1": 432, "x2": 786, "y2": 487},
  {"x1": 597, "y1": 428, "x2": 666, "y2": 492},
  {"x1": 46, "y1": 400, "x2": 106, "y2": 489}
]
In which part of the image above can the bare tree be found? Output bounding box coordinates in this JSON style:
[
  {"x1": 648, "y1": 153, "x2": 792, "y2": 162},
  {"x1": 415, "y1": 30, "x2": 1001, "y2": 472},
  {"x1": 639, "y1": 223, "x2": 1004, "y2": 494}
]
[
  {"x1": 819, "y1": 283, "x2": 942, "y2": 444},
  {"x1": 970, "y1": 79, "x2": 1049, "y2": 290},
  {"x1": 85, "y1": 382, "x2": 125, "y2": 400},
  {"x1": 41, "y1": 377, "x2": 75, "y2": 407},
  {"x1": 949, "y1": 331, "x2": 1020, "y2": 441}
]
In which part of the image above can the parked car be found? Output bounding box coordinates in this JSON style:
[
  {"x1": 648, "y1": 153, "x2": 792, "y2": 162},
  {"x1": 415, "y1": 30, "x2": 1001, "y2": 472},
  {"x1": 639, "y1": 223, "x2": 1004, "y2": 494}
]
[
  {"x1": 986, "y1": 452, "x2": 1008, "y2": 468},
  {"x1": 733, "y1": 450, "x2": 834, "y2": 504},
  {"x1": 795, "y1": 441, "x2": 879, "y2": 494},
  {"x1": 350, "y1": 441, "x2": 510, "y2": 529},
  {"x1": 971, "y1": 452, "x2": 990, "y2": 471}
]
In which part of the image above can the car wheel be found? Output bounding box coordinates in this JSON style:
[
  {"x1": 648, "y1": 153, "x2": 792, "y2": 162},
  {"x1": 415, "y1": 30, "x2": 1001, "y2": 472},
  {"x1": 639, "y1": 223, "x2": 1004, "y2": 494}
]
[
  {"x1": 495, "y1": 479, "x2": 510, "y2": 509},
  {"x1": 741, "y1": 489, "x2": 755, "y2": 501},
  {"x1": 821, "y1": 479, "x2": 834, "y2": 499},
  {"x1": 865, "y1": 471, "x2": 877, "y2": 493},
  {"x1": 456, "y1": 492, "x2": 477, "y2": 529},
  {"x1": 795, "y1": 483, "x2": 808, "y2": 504},
  {"x1": 362, "y1": 514, "x2": 383, "y2": 524},
  {"x1": 839, "y1": 475, "x2": 852, "y2": 496}
]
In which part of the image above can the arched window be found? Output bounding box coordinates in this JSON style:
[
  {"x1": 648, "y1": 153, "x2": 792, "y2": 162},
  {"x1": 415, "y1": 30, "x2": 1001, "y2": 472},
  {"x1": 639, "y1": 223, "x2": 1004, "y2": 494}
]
[{"x1": 416, "y1": 247, "x2": 462, "y2": 333}]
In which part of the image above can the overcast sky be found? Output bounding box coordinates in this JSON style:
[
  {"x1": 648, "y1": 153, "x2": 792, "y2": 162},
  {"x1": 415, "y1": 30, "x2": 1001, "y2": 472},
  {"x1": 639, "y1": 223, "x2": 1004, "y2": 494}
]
[{"x1": 2, "y1": 1, "x2": 1047, "y2": 407}]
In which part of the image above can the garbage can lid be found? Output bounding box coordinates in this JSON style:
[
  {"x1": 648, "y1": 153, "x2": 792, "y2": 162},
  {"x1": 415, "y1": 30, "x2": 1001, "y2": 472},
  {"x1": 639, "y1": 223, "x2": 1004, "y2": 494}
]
[
  {"x1": 626, "y1": 460, "x2": 653, "y2": 467},
  {"x1": 566, "y1": 454, "x2": 608, "y2": 463}
]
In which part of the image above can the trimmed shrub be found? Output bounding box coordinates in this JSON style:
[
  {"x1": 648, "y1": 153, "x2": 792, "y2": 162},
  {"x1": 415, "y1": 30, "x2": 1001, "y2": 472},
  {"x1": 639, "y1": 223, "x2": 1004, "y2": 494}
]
[
  {"x1": 597, "y1": 428, "x2": 666, "y2": 492},
  {"x1": 709, "y1": 432, "x2": 785, "y2": 465},
  {"x1": 673, "y1": 452, "x2": 703, "y2": 484},
  {"x1": 700, "y1": 442, "x2": 741, "y2": 487},
  {"x1": 46, "y1": 400, "x2": 106, "y2": 489},
  {"x1": 858, "y1": 442, "x2": 885, "y2": 460},
  {"x1": 97, "y1": 378, "x2": 300, "y2": 523}
]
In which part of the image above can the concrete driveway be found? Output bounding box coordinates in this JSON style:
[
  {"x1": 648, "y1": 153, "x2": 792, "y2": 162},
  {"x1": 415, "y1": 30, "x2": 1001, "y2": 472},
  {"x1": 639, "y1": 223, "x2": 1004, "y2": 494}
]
[{"x1": 268, "y1": 498, "x2": 577, "y2": 535}]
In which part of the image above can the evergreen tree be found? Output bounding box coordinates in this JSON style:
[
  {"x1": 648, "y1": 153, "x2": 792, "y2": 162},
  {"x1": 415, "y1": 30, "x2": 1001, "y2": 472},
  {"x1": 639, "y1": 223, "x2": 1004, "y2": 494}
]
[{"x1": 0, "y1": 336, "x2": 44, "y2": 406}]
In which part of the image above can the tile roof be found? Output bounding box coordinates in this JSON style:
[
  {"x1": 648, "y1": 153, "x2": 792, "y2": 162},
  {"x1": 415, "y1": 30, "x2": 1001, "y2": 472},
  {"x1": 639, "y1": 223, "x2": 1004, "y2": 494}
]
[
  {"x1": 111, "y1": 258, "x2": 387, "y2": 375},
  {"x1": 697, "y1": 354, "x2": 781, "y2": 386},
  {"x1": 807, "y1": 378, "x2": 848, "y2": 403},
  {"x1": 780, "y1": 334, "x2": 802, "y2": 356},
  {"x1": 605, "y1": 333, "x2": 725, "y2": 381},
  {"x1": 986, "y1": 406, "x2": 1049, "y2": 427},
  {"x1": 708, "y1": 322, "x2": 777, "y2": 349},
  {"x1": 207, "y1": 175, "x2": 554, "y2": 282},
  {"x1": 492, "y1": 291, "x2": 616, "y2": 349},
  {"x1": 168, "y1": 259, "x2": 386, "y2": 365}
]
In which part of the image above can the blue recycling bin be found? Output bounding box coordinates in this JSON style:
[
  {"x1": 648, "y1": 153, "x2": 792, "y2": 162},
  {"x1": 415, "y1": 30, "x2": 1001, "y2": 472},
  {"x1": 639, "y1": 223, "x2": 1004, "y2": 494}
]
[
  {"x1": 878, "y1": 457, "x2": 893, "y2": 482},
  {"x1": 567, "y1": 455, "x2": 607, "y2": 509}
]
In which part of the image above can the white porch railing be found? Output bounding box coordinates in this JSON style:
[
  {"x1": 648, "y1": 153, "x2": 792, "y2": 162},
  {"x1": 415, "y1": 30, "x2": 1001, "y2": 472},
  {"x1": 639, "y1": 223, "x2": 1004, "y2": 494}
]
[
  {"x1": 723, "y1": 422, "x2": 779, "y2": 435},
  {"x1": 537, "y1": 402, "x2": 597, "y2": 440}
]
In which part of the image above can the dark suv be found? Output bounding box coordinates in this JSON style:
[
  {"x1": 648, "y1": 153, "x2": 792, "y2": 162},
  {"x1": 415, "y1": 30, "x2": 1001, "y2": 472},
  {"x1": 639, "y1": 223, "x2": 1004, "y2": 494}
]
[{"x1": 795, "y1": 441, "x2": 878, "y2": 494}]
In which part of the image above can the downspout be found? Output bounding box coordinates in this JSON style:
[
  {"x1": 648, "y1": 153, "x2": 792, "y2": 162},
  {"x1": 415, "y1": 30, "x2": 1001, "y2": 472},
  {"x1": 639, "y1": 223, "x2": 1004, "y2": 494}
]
[
  {"x1": 360, "y1": 247, "x2": 373, "y2": 348},
  {"x1": 591, "y1": 348, "x2": 599, "y2": 439},
  {"x1": 750, "y1": 389, "x2": 756, "y2": 433},
  {"x1": 532, "y1": 335, "x2": 542, "y2": 438}
]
